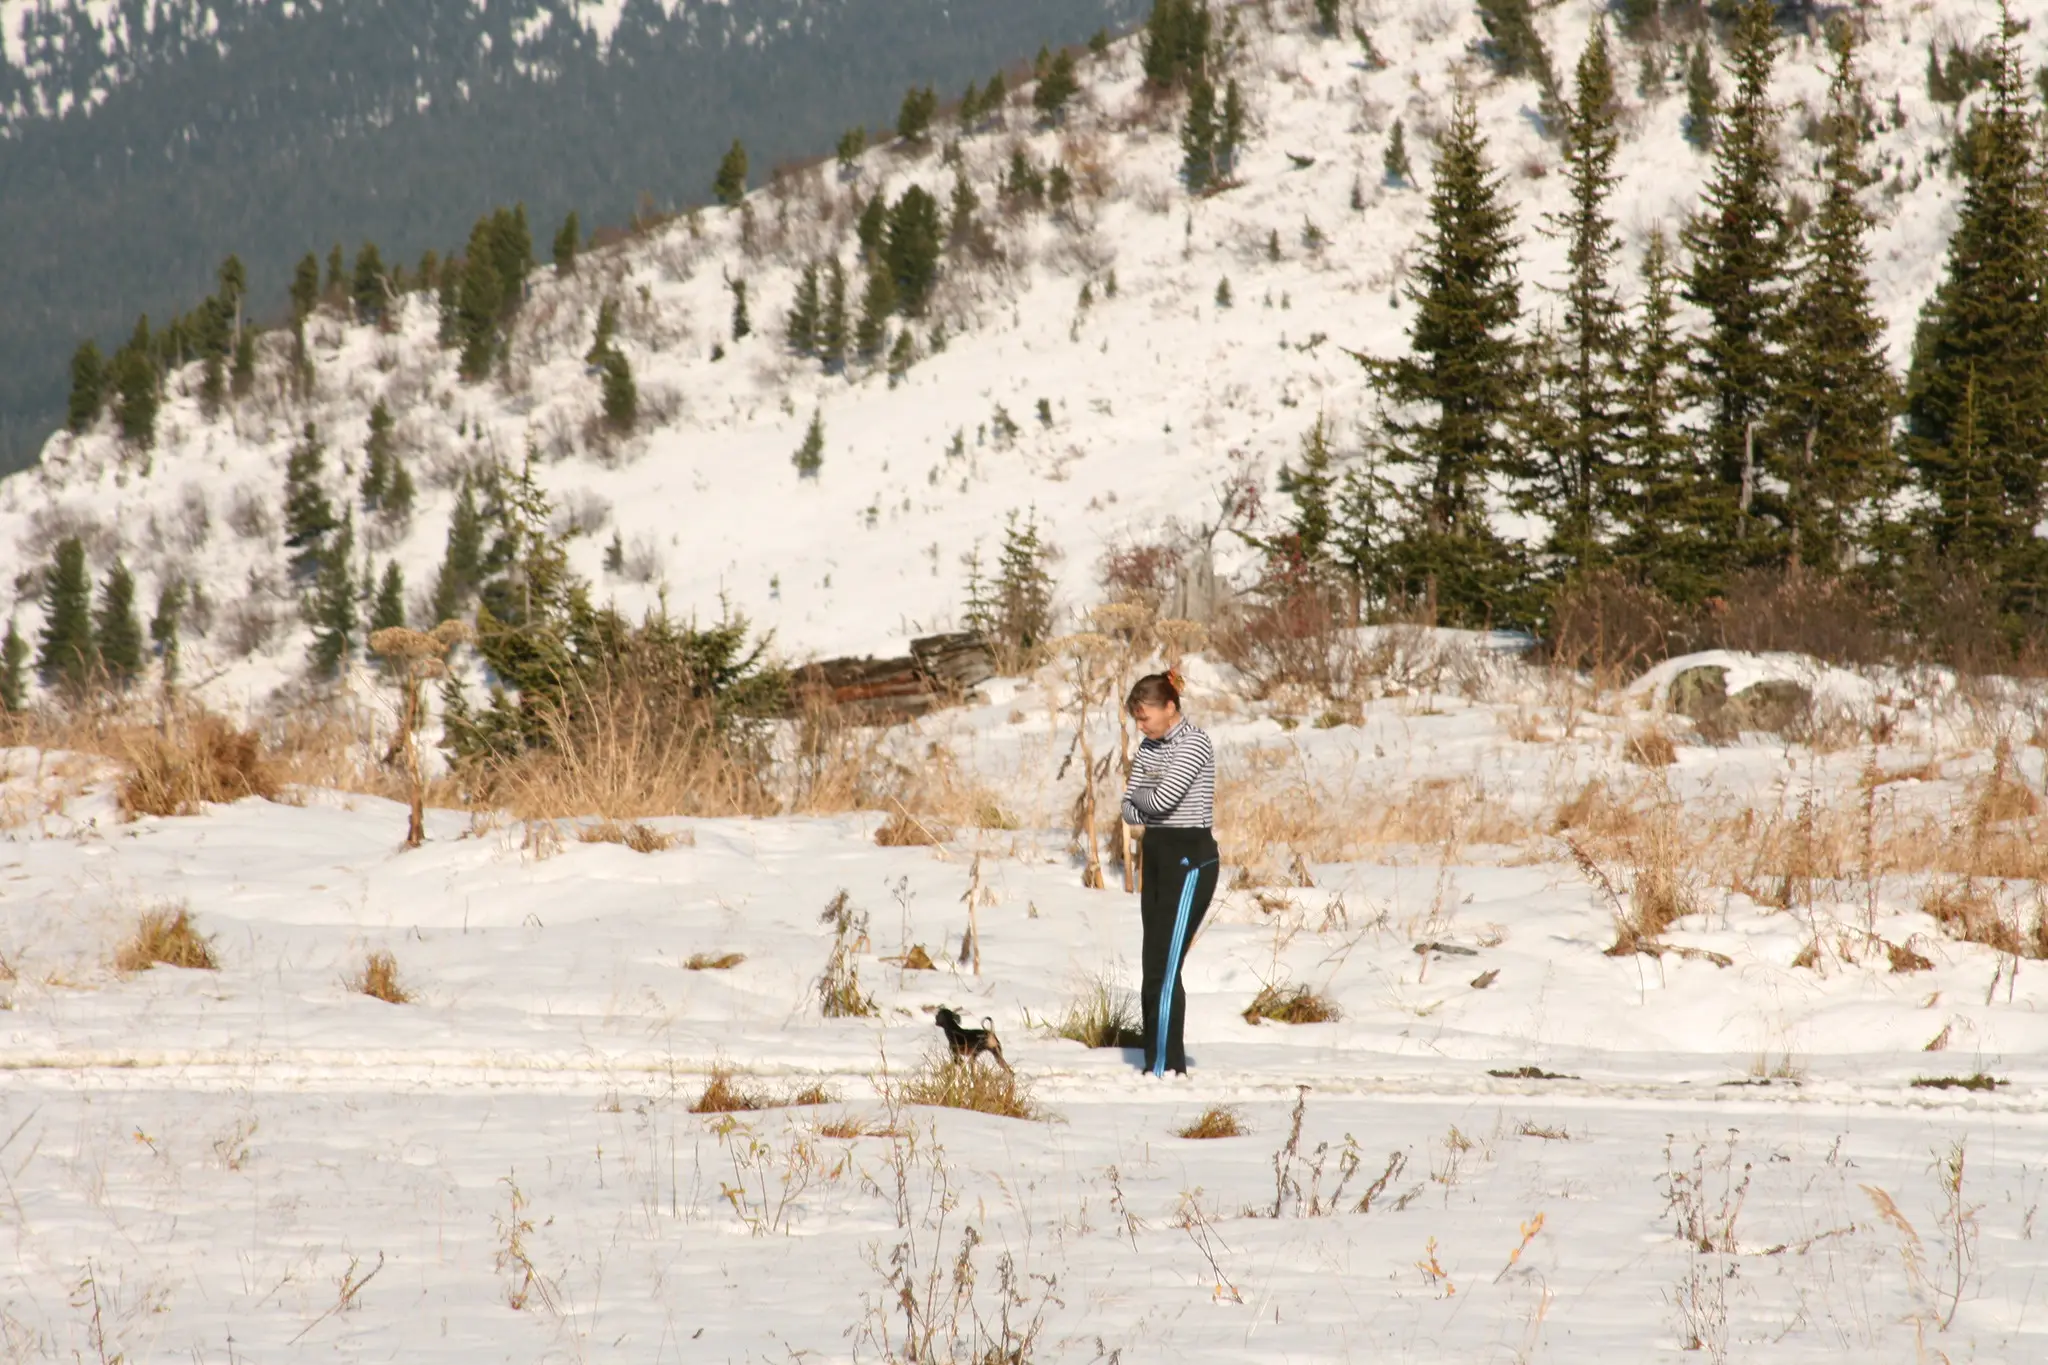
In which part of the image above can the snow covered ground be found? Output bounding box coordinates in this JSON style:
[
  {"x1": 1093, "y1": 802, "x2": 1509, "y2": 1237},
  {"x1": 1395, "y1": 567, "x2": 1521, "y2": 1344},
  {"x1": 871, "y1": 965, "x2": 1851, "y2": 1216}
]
[{"x1": 6, "y1": 648, "x2": 2048, "y2": 1361}]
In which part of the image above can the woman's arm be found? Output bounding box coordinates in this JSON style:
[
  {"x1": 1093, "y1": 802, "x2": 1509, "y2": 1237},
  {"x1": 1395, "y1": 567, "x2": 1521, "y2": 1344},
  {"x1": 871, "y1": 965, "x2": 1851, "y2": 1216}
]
[{"x1": 1122, "y1": 731, "x2": 1212, "y2": 821}]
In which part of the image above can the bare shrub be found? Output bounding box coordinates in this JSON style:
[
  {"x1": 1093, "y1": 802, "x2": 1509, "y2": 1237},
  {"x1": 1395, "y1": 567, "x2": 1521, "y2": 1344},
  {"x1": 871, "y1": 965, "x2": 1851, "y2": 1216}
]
[
  {"x1": 225, "y1": 484, "x2": 278, "y2": 542},
  {"x1": 220, "y1": 594, "x2": 289, "y2": 657},
  {"x1": 1709, "y1": 567, "x2": 1889, "y2": 667},
  {"x1": 1211, "y1": 578, "x2": 1362, "y2": 702},
  {"x1": 1177, "y1": 1106, "x2": 1245, "y2": 1139},
  {"x1": 817, "y1": 890, "x2": 876, "y2": 1018},
  {"x1": 349, "y1": 950, "x2": 412, "y2": 1003},
  {"x1": 686, "y1": 951, "x2": 746, "y2": 970},
  {"x1": 118, "y1": 713, "x2": 280, "y2": 817},
  {"x1": 115, "y1": 905, "x2": 218, "y2": 972},
  {"x1": 1242, "y1": 982, "x2": 1341, "y2": 1025},
  {"x1": 1922, "y1": 880, "x2": 2026, "y2": 956},
  {"x1": 1625, "y1": 727, "x2": 1678, "y2": 767},
  {"x1": 1546, "y1": 571, "x2": 1682, "y2": 681}
]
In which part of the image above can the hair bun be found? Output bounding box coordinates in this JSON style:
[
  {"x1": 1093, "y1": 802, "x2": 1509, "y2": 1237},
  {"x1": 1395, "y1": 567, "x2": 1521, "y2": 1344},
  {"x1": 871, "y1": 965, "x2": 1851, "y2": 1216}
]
[{"x1": 1166, "y1": 667, "x2": 1185, "y2": 692}]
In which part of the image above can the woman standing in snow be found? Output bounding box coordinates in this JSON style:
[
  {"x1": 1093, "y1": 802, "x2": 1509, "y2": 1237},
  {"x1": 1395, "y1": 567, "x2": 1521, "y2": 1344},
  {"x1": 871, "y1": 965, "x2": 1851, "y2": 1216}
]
[{"x1": 1121, "y1": 670, "x2": 1219, "y2": 1078}]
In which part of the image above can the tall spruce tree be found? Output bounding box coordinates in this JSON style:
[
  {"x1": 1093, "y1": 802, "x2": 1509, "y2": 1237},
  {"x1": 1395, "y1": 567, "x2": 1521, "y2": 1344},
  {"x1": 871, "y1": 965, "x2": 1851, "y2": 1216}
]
[
  {"x1": 94, "y1": 561, "x2": 143, "y2": 689},
  {"x1": 1683, "y1": 39, "x2": 1719, "y2": 149},
  {"x1": 1356, "y1": 88, "x2": 1526, "y2": 624},
  {"x1": 1520, "y1": 20, "x2": 1629, "y2": 577},
  {"x1": 150, "y1": 577, "x2": 184, "y2": 686},
  {"x1": 793, "y1": 408, "x2": 825, "y2": 478},
  {"x1": 1034, "y1": 49, "x2": 1079, "y2": 120},
  {"x1": 283, "y1": 422, "x2": 339, "y2": 581},
  {"x1": 431, "y1": 478, "x2": 486, "y2": 624},
  {"x1": 820, "y1": 259, "x2": 850, "y2": 370},
  {"x1": 37, "y1": 537, "x2": 95, "y2": 694},
  {"x1": 0, "y1": 620, "x2": 26, "y2": 711},
  {"x1": 1904, "y1": 0, "x2": 2048, "y2": 612},
  {"x1": 1779, "y1": 23, "x2": 1895, "y2": 573},
  {"x1": 112, "y1": 317, "x2": 158, "y2": 448},
  {"x1": 786, "y1": 264, "x2": 821, "y2": 355},
  {"x1": 1182, "y1": 75, "x2": 1220, "y2": 190},
  {"x1": 352, "y1": 243, "x2": 389, "y2": 323},
  {"x1": 67, "y1": 341, "x2": 104, "y2": 434},
  {"x1": 371, "y1": 562, "x2": 407, "y2": 634},
  {"x1": 1680, "y1": 0, "x2": 1791, "y2": 577},
  {"x1": 885, "y1": 187, "x2": 945, "y2": 315},
  {"x1": 713, "y1": 140, "x2": 749, "y2": 206},
  {"x1": 553, "y1": 211, "x2": 580, "y2": 275},
  {"x1": 360, "y1": 400, "x2": 397, "y2": 513},
  {"x1": 307, "y1": 514, "x2": 357, "y2": 677},
  {"x1": 1142, "y1": 0, "x2": 1211, "y2": 90},
  {"x1": 1614, "y1": 230, "x2": 1718, "y2": 601},
  {"x1": 856, "y1": 268, "x2": 897, "y2": 358},
  {"x1": 600, "y1": 350, "x2": 637, "y2": 432}
]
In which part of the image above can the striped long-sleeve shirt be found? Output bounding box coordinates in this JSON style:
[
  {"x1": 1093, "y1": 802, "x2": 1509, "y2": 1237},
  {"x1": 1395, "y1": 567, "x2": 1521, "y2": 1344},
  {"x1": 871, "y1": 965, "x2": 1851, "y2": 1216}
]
[{"x1": 1120, "y1": 719, "x2": 1215, "y2": 828}]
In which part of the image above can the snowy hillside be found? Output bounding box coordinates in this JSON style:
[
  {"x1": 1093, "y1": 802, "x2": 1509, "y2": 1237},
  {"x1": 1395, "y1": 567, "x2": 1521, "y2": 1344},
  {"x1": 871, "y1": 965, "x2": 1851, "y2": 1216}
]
[{"x1": 6, "y1": 0, "x2": 2028, "y2": 708}]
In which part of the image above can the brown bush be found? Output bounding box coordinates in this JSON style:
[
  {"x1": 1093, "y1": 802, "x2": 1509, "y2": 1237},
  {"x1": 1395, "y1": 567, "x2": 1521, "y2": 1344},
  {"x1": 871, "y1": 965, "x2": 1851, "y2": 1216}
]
[
  {"x1": 1242, "y1": 982, "x2": 1341, "y2": 1025},
  {"x1": 690, "y1": 1066, "x2": 772, "y2": 1114},
  {"x1": 1209, "y1": 579, "x2": 1363, "y2": 702},
  {"x1": 118, "y1": 714, "x2": 278, "y2": 817},
  {"x1": 1706, "y1": 567, "x2": 1890, "y2": 667},
  {"x1": 1546, "y1": 571, "x2": 1684, "y2": 681},
  {"x1": 1176, "y1": 1106, "x2": 1245, "y2": 1139},
  {"x1": 1624, "y1": 727, "x2": 1678, "y2": 767},
  {"x1": 349, "y1": 950, "x2": 411, "y2": 1003},
  {"x1": 115, "y1": 906, "x2": 218, "y2": 972},
  {"x1": 1922, "y1": 879, "x2": 2027, "y2": 956}
]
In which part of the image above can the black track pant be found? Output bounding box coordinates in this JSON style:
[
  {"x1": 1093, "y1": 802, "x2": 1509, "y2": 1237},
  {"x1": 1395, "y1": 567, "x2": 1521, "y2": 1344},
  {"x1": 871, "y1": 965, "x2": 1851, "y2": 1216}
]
[{"x1": 1138, "y1": 825, "x2": 1220, "y2": 1076}]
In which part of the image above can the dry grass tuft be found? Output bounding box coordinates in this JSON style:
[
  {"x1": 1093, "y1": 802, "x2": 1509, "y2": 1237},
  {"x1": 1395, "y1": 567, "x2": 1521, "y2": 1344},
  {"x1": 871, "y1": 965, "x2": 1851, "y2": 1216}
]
[
  {"x1": 1624, "y1": 727, "x2": 1678, "y2": 767},
  {"x1": 690, "y1": 1065, "x2": 772, "y2": 1114},
  {"x1": 1051, "y1": 973, "x2": 1142, "y2": 1048},
  {"x1": 1176, "y1": 1106, "x2": 1245, "y2": 1139},
  {"x1": 885, "y1": 943, "x2": 937, "y2": 971},
  {"x1": 874, "y1": 809, "x2": 950, "y2": 846},
  {"x1": 685, "y1": 951, "x2": 746, "y2": 971},
  {"x1": 817, "y1": 1114, "x2": 899, "y2": 1139},
  {"x1": 784, "y1": 1081, "x2": 840, "y2": 1107},
  {"x1": 1922, "y1": 879, "x2": 2025, "y2": 956},
  {"x1": 349, "y1": 949, "x2": 411, "y2": 1003},
  {"x1": 1242, "y1": 982, "x2": 1342, "y2": 1025},
  {"x1": 1887, "y1": 939, "x2": 1935, "y2": 973},
  {"x1": 114, "y1": 905, "x2": 218, "y2": 972},
  {"x1": 893, "y1": 1053, "x2": 1045, "y2": 1120},
  {"x1": 1911, "y1": 1073, "x2": 2005, "y2": 1092},
  {"x1": 118, "y1": 714, "x2": 279, "y2": 817},
  {"x1": 577, "y1": 819, "x2": 683, "y2": 853}
]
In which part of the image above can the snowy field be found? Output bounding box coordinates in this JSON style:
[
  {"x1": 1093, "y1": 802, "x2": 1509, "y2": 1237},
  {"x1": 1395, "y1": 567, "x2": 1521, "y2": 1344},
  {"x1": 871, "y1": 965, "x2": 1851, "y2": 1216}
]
[{"x1": 6, "y1": 647, "x2": 2048, "y2": 1361}]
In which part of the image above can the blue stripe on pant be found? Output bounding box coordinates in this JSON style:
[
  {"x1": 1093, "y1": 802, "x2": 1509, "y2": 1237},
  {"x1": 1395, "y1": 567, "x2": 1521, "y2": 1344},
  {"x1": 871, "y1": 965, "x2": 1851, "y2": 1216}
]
[{"x1": 1138, "y1": 826, "x2": 1219, "y2": 1075}]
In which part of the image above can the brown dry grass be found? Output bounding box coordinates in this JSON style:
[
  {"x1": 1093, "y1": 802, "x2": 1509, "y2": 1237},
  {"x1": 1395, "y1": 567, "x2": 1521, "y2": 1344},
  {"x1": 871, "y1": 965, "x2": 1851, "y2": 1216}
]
[
  {"x1": 686, "y1": 951, "x2": 746, "y2": 971},
  {"x1": 817, "y1": 1114, "x2": 899, "y2": 1139},
  {"x1": 874, "y1": 809, "x2": 950, "y2": 846},
  {"x1": 1242, "y1": 982, "x2": 1341, "y2": 1025},
  {"x1": 114, "y1": 906, "x2": 218, "y2": 972},
  {"x1": 117, "y1": 714, "x2": 279, "y2": 817},
  {"x1": 349, "y1": 949, "x2": 412, "y2": 1003},
  {"x1": 1050, "y1": 973, "x2": 1142, "y2": 1048},
  {"x1": 577, "y1": 818, "x2": 683, "y2": 853},
  {"x1": 1624, "y1": 727, "x2": 1678, "y2": 767},
  {"x1": 892, "y1": 1054, "x2": 1045, "y2": 1120},
  {"x1": 688, "y1": 1066, "x2": 841, "y2": 1113},
  {"x1": 1176, "y1": 1106, "x2": 1245, "y2": 1139}
]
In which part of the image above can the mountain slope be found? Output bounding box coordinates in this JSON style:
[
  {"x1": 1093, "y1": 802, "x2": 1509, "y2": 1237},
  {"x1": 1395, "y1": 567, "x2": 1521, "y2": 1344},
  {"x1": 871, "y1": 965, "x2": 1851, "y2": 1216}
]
[{"x1": 0, "y1": 0, "x2": 2026, "y2": 709}]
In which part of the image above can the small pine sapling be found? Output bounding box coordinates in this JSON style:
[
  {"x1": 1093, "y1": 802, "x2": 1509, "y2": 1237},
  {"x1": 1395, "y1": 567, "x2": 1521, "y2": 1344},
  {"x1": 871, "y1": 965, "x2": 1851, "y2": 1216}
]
[
  {"x1": 793, "y1": 409, "x2": 825, "y2": 479},
  {"x1": 713, "y1": 139, "x2": 748, "y2": 206},
  {"x1": 1384, "y1": 119, "x2": 1413, "y2": 186},
  {"x1": 94, "y1": 561, "x2": 144, "y2": 690},
  {"x1": 150, "y1": 578, "x2": 184, "y2": 687}
]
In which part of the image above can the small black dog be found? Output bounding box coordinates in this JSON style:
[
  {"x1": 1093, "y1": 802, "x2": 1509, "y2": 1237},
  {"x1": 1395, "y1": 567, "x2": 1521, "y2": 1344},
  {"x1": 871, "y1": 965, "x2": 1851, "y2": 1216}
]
[{"x1": 934, "y1": 1007, "x2": 1011, "y2": 1073}]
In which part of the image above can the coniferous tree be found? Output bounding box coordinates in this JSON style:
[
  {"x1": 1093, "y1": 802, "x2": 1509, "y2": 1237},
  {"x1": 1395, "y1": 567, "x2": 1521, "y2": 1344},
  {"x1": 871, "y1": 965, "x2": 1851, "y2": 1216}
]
[
  {"x1": 1779, "y1": 22, "x2": 1895, "y2": 573},
  {"x1": 1476, "y1": 0, "x2": 1555, "y2": 85},
  {"x1": 1683, "y1": 39, "x2": 1719, "y2": 149},
  {"x1": 0, "y1": 620, "x2": 26, "y2": 711},
  {"x1": 714, "y1": 140, "x2": 749, "y2": 206},
  {"x1": 1182, "y1": 75, "x2": 1220, "y2": 190},
  {"x1": 587, "y1": 297, "x2": 620, "y2": 364},
  {"x1": 307, "y1": 514, "x2": 357, "y2": 677},
  {"x1": 150, "y1": 577, "x2": 184, "y2": 686},
  {"x1": 856, "y1": 268, "x2": 897, "y2": 358},
  {"x1": 1617, "y1": 0, "x2": 1660, "y2": 42},
  {"x1": 326, "y1": 244, "x2": 345, "y2": 294},
  {"x1": 1520, "y1": 20, "x2": 1629, "y2": 576},
  {"x1": 1904, "y1": 1, "x2": 2048, "y2": 607},
  {"x1": 836, "y1": 127, "x2": 867, "y2": 171},
  {"x1": 360, "y1": 400, "x2": 396, "y2": 512},
  {"x1": 820, "y1": 259, "x2": 850, "y2": 370},
  {"x1": 1614, "y1": 230, "x2": 1717, "y2": 599},
  {"x1": 456, "y1": 227, "x2": 505, "y2": 380},
  {"x1": 600, "y1": 349, "x2": 638, "y2": 432},
  {"x1": 431, "y1": 479, "x2": 485, "y2": 623},
  {"x1": 112, "y1": 316, "x2": 158, "y2": 448},
  {"x1": 37, "y1": 537, "x2": 95, "y2": 694},
  {"x1": 729, "y1": 277, "x2": 751, "y2": 340},
  {"x1": 885, "y1": 187, "x2": 944, "y2": 314},
  {"x1": 1384, "y1": 119, "x2": 1413, "y2": 186},
  {"x1": 1142, "y1": 0, "x2": 1211, "y2": 90},
  {"x1": 1681, "y1": 0, "x2": 1791, "y2": 575},
  {"x1": 856, "y1": 194, "x2": 888, "y2": 258},
  {"x1": 291, "y1": 253, "x2": 320, "y2": 321},
  {"x1": 1314, "y1": 0, "x2": 1341, "y2": 37},
  {"x1": 887, "y1": 329, "x2": 917, "y2": 385},
  {"x1": 283, "y1": 422, "x2": 339, "y2": 580},
  {"x1": 67, "y1": 340, "x2": 104, "y2": 433},
  {"x1": 553, "y1": 211, "x2": 580, "y2": 274},
  {"x1": 1273, "y1": 415, "x2": 1338, "y2": 566},
  {"x1": 603, "y1": 531, "x2": 625, "y2": 575},
  {"x1": 786, "y1": 263, "x2": 821, "y2": 355},
  {"x1": 352, "y1": 243, "x2": 389, "y2": 323},
  {"x1": 793, "y1": 408, "x2": 825, "y2": 478},
  {"x1": 1219, "y1": 79, "x2": 1246, "y2": 178},
  {"x1": 982, "y1": 70, "x2": 1008, "y2": 117},
  {"x1": 1357, "y1": 88, "x2": 1526, "y2": 624},
  {"x1": 896, "y1": 85, "x2": 937, "y2": 142},
  {"x1": 371, "y1": 561, "x2": 407, "y2": 635},
  {"x1": 949, "y1": 175, "x2": 980, "y2": 244},
  {"x1": 231, "y1": 328, "x2": 255, "y2": 398},
  {"x1": 1034, "y1": 49, "x2": 1079, "y2": 121},
  {"x1": 94, "y1": 560, "x2": 143, "y2": 689}
]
